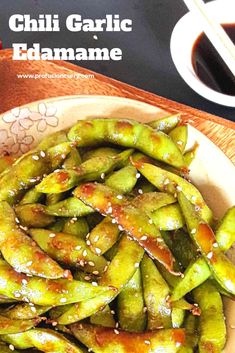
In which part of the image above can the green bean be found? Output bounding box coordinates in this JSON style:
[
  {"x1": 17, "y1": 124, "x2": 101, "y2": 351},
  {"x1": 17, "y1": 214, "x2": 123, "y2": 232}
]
[
  {"x1": 1, "y1": 328, "x2": 83, "y2": 352},
  {"x1": 0, "y1": 258, "x2": 113, "y2": 306},
  {"x1": 133, "y1": 161, "x2": 213, "y2": 224},
  {"x1": 57, "y1": 234, "x2": 144, "y2": 325},
  {"x1": 105, "y1": 165, "x2": 138, "y2": 194},
  {"x1": 74, "y1": 183, "x2": 179, "y2": 275},
  {"x1": 215, "y1": 206, "x2": 235, "y2": 251},
  {"x1": 193, "y1": 281, "x2": 226, "y2": 353},
  {"x1": 19, "y1": 187, "x2": 44, "y2": 205},
  {"x1": 151, "y1": 204, "x2": 184, "y2": 231},
  {"x1": 169, "y1": 125, "x2": 188, "y2": 153},
  {"x1": 178, "y1": 192, "x2": 235, "y2": 297},
  {"x1": 0, "y1": 315, "x2": 40, "y2": 334},
  {"x1": 63, "y1": 217, "x2": 89, "y2": 239},
  {"x1": 36, "y1": 149, "x2": 133, "y2": 194},
  {"x1": 90, "y1": 305, "x2": 115, "y2": 328},
  {"x1": 68, "y1": 119, "x2": 185, "y2": 168},
  {"x1": 117, "y1": 268, "x2": 146, "y2": 332},
  {"x1": 1, "y1": 303, "x2": 51, "y2": 320},
  {"x1": 69, "y1": 323, "x2": 185, "y2": 353},
  {"x1": 148, "y1": 114, "x2": 181, "y2": 133},
  {"x1": 141, "y1": 254, "x2": 171, "y2": 329},
  {"x1": 15, "y1": 203, "x2": 55, "y2": 228},
  {"x1": 45, "y1": 197, "x2": 94, "y2": 217},
  {"x1": 29, "y1": 228, "x2": 107, "y2": 274},
  {"x1": 0, "y1": 202, "x2": 67, "y2": 279},
  {"x1": 82, "y1": 147, "x2": 120, "y2": 161}
]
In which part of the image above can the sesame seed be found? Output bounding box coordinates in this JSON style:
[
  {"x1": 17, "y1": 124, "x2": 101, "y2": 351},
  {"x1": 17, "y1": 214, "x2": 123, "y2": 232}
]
[
  {"x1": 88, "y1": 261, "x2": 95, "y2": 267},
  {"x1": 52, "y1": 321, "x2": 58, "y2": 326},
  {"x1": 9, "y1": 344, "x2": 15, "y2": 351},
  {"x1": 230, "y1": 325, "x2": 235, "y2": 329},
  {"x1": 149, "y1": 219, "x2": 153, "y2": 224},
  {"x1": 22, "y1": 279, "x2": 28, "y2": 285},
  {"x1": 107, "y1": 206, "x2": 112, "y2": 213},
  {"x1": 117, "y1": 195, "x2": 123, "y2": 199},
  {"x1": 75, "y1": 245, "x2": 82, "y2": 251},
  {"x1": 134, "y1": 263, "x2": 140, "y2": 268},
  {"x1": 93, "y1": 271, "x2": 99, "y2": 275},
  {"x1": 31, "y1": 306, "x2": 36, "y2": 313},
  {"x1": 15, "y1": 217, "x2": 20, "y2": 224},
  {"x1": 213, "y1": 243, "x2": 219, "y2": 248},
  {"x1": 118, "y1": 225, "x2": 124, "y2": 231},
  {"x1": 136, "y1": 173, "x2": 141, "y2": 179},
  {"x1": 79, "y1": 260, "x2": 85, "y2": 267},
  {"x1": 60, "y1": 298, "x2": 67, "y2": 303},
  {"x1": 176, "y1": 185, "x2": 182, "y2": 191},
  {"x1": 140, "y1": 235, "x2": 147, "y2": 241},
  {"x1": 138, "y1": 189, "x2": 143, "y2": 194},
  {"x1": 88, "y1": 348, "x2": 93, "y2": 352},
  {"x1": 49, "y1": 233, "x2": 56, "y2": 238},
  {"x1": 86, "y1": 240, "x2": 91, "y2": 246},
  {"x1": 83, "y1": 250, "x2": 87, "y2": 257},
  {"x1": 195, "y1": 206, "x2": 201, "y2": 211},
  {"x1": 114, "y1": 329, "x2": 119, "y2": 335},
  {"x1": 176, "y1": 342, "x2": 181, "y2": 348},
  {"x1": 14, "y1": 293, "x2": 21, "y2": 298},
  {"x1": 111, "y1": 310, "x2": 115, "y2": 315},
  {"x1": 145, "y1": 340, "x2": 150, "y2": 345},
  {"x1": 143, "y1": 306, "x2": 147, "y2": 313},
  {"x1": 207, "y1": 252, "x2": 213, "y2": 259},
  {"x1": 40, "y1": 151, "x2": 46, "y2": 157},
  {"x1": 26, "y1": 261, "x2": 32, "y2": 266},
  {"x1": 191, "y1": 229, "x2": 196, "y2": 234},
  {"x1": 95, "y1": 248, "x2": 101, "y2": 255},
  {"x1": 115, "y1": 322, "x2": 119, "y2": 328},
  {"x1": 191, "y1": 196, "x2": 197, "y2": 202},
  {"x1": 164, "y1": 178, "x2": 170, "y2": 185},
  {"x1": 32, "y1": 155, "x2": 39, "y2": 160},
  {"x1": 111, "y1": 219, "x2": 117, "y2": 224},
  {"x1": 92, "y1": 281, "x2": 98, "y2": 286},
  {"x1": 85, "y1": 276, "x2": 91, "y2": 281},
  {"x1": 177, "y1": 141, "x2": 183, "y2": 145},
  {"x1": 94, "y1": 235, "x2": 99, "y2": 242},
  {"x1": 101, "y1": 173, "x2": 105, "y2": 179}
]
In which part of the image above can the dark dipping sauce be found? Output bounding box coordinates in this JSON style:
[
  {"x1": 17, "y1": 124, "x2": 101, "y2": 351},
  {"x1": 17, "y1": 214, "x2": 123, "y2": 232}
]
[{"x1": 192, "y1": 23, "x2": 235, "y2": 96}]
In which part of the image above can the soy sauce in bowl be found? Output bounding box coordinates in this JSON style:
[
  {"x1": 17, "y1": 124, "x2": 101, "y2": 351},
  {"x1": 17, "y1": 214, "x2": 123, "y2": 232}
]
[{"x1": 192, "y1": 24, "x2": 235, "y2": 96}]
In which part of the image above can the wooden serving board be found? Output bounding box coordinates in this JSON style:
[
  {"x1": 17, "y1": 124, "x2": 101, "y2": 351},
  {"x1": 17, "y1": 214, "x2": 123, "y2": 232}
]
[{"x1": 1, "y1": 49, "x2": 235, "y2": 164}]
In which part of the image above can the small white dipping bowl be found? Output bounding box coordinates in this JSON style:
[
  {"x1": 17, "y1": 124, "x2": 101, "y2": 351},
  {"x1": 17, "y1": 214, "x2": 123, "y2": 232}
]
[{"x1": 170, "y1": 0, "x2": 235, "y2": 107}]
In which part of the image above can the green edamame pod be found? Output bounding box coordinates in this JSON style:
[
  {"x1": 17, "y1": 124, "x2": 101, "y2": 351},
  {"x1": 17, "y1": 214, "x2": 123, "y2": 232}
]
[
  {"x1": 148, "y1": 114, "x2": 181, "y2": 133},
  {"x1": 117, "y1": 268, "x2": 146, "y2": 332},
  {"x1": 1, "y1": 303, "x2": 51, "y2": 320},
  {"x1": 29, "y1": 228, "x2": 107, "y2": 274},
  {"x1": 15, "y1": 203, "x2": 55, "y2": 228},
  {"x1": 184, "y1": 144, "x2": 198, "y2": 168},
  {"x1": 0, "y1": 315, "x2": 40, "y2": 334},
  {"x1": 82, "y1": 147, "x2": 119, "y2": 161},
  {"x1": 141, "y1": 254, "x2": 171, "y2": 330},
  {"x1": 45, "y1": 197, "x2": 94, "y2": 217},
  {"x1": 36, "y1": 149, "x2": 133, "y2": 194},
  {"x1": 105, "y1": 165, "x2": 138, "y2": 194},
  {"x1": 151, "y1": 204, "x2": 184, "y2": 231},
  {"x1": 74, "y1": 183, "x2": 179, "y2": 275},
  {"x1": 0, "y1": 202, "x2": 67, "y2": 279},
  {"x1": 69, "y1": 323, "x2": 185, "y2": 353},
  {"x1": 0, "y1": 259, "x2": 113, "y2": 306},
  {"x1": 178, "y1": 192, "x2": 235, "y2": 297},
  {"x1": 131, "y1": 192, "x2": 176, "y2": 214},
  {"x1": 19, "y1": 187, "x2": 44, "y2": 205},
  {"x1": 171, "y1": 258, "x2": 211, "y2": 302},
  {"x1": 216, "y1": 206, "x2": 235, "y2": 251},
  {"x1": 90, "y1": 305, "x2": 115, "y2": 328},
  {"x1": 63, "y1": 217, "x2": 89, "y2": 239},
  {"x1": 57, "y1": 234, "x2": 144, "y2": 325},
  {"x1": 169, "y1": 125, "x2": 188, "y2": 153},
  {"x1": 62, "y1": 147, "x2": 82, "y2": 169},
  {"x1": 193, "y1": 281, "x2": 226, "y2": 353},
  {"x1": 88, "y1": 216, "x2": 120, "y2": 255},
  {"x1": 178, "y1": 314, "x2": 198, "y2": 353},
  {"x1": 37, "y1": 129, "x2": 68, "y2": 149},
  {"x1": 134, "y1": 161, "x2": 213, "y2": 224},
  {"x1": 1, "y1": 328, "x2": 83, "y2": 353},
  {"x1": 68, "y1": 119, "x2": 185, "y2": 168}
]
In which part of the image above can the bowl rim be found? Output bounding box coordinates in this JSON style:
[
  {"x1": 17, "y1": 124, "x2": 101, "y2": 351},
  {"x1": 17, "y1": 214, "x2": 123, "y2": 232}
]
[{"x1": 170, "y1": 0, "x2": 235, "y2": 107}]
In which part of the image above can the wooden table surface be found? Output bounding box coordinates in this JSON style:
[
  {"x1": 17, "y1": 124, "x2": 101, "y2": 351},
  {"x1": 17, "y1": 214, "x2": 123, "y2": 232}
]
[{"x1": 1, "y1": 49, "x2": 235, "y2": 164}]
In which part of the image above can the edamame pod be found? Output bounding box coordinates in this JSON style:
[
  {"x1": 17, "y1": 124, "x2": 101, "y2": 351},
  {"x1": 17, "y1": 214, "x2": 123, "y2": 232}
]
[
  {"x1": 45, "y1": 197, "x2": 94, "y2": 217},
  {"x1": 69, "y1": 323, "x2": 185, "y2": 353},
  {"x1": 216, "y1": 206, "x2": 235, "y2": 251},
  {"x1": 169, "y1": 125, "x2": 188, "y2": 153},
  {"x1": 148, "y1": 114, "x2": 181, "y2": 133},
  {"x1": 15, "y1": 203, "x2": 55, "y2": 228},
  {"x1": 0, "y1": 315, "x2": 40, "y2": 334},
  {"x1": 68, "y1": 119, "x2": 185, "y2": 168}
]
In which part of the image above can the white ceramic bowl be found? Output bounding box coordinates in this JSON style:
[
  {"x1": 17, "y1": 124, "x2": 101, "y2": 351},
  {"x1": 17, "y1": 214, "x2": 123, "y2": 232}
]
[{"x1": 170, "y1": 0, "x2": 235, "y2": 107}]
